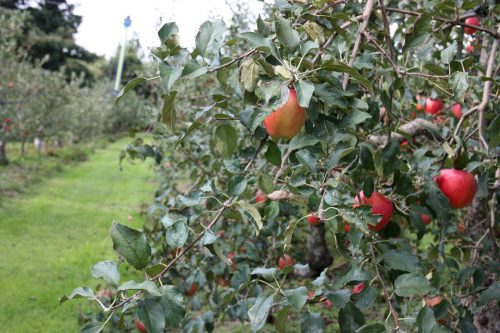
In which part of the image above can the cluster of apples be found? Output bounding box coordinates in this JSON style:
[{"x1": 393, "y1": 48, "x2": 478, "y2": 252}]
[
  {"x1": 415, "y1": 95, "x2": 464, "y2": 120},
  {"x1": 304, "y1": 169, "x2": 477, "y2": 232}
]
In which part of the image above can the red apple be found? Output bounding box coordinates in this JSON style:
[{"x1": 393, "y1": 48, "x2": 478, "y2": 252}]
[
  {"x1": 344, "y1": 224, "x2": 351, "y2": 232},
  {"x1": 135, "y1": 319, "x2": 147, "y2": 333},
  {"x1": 435, "y1": 169, "x2": 477, "y2": 208},
  {"x1": 380, "y1": 106, "x2": 386, "y2": 118},
  {"x1": 415, "y1": 95, "x2": 425, "y2": 111},
  {"x1": 352, "y1": 282, "x2": 365, "y2": 294},
  {"x1": 425, "y1": 296, "x2": 443, "y2": 308},
  {"x1": 255, "y1": 190, "x2": 267, "y2": 203},
  {"x1": 465, "y1": 44, "x2": 474, "y2": 54},
  {"x1": 278, "y1": 254, "x2": 294, "y2": 270},
  {"x1": 185, "y1": 283, "x2": 198, "y2": 297},
  {"x1": 421, "y1": 214, "x2": 431, "y2": 225},
  {"x1": 308, "y1": 290, "x2": 315, "y2": 299},
  {"x1": 307, "y1": 214, "x2": 320, "y2": 226},
  {"x1": 353, "y1": 191, "x2": 394, "y2": 231},
  {"x1": 424, "y1": 98, "x2": 444, "y2": 115},
  {"x1": 451, "y1": 103, "x2": 462, "y2": 119},
  {"x1": 218, "y1": 231, "x2": 225, "y2": 237},
  {"x1": 464, "y1": 16, "x2": 480, "y2": 35},
  {"x1": 410, "y1": 111, "x2": 417, "y2": 119},
  {"x1": 323, "y1": 299, "x2": 333, "y2": 308},
  {"x1": 263, "y1": 88, "x2": 307, "y2": 139}
]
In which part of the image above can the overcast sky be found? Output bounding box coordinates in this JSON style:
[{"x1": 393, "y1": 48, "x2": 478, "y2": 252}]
[{"x1": 70, "y1": 0, "x2": 271, "y2": 59}]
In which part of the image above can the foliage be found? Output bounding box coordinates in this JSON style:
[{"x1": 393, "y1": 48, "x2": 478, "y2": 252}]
[{"x1": 64, "y1": 1, "x2": 499, "y2": 332}]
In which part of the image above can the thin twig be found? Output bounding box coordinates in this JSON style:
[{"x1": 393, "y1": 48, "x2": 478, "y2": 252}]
[
  {"x1": 370, "y1": 244, "x2": 400, "y2": 330},
  {"x1": 384, "y1": 7, "x2": 500, "y2": 38},
  {"x1": 273, "y1": 147, "x2": 292, "y2": 186},
  {"x1": 207, "y1": 48, "x2": 259, "y2": 73},
  {"x1": 477, "y1": 24, "x2": 500, "y2": 150},
  {"x1": 378, "y1": 0, "x2": 395, "y2": 62},
  {"x1": 362, "y1": 31, "x2": 399, "y2": 75},
  {"x1": 342, "y1": 0, "x2": 376, "y2": 90}
]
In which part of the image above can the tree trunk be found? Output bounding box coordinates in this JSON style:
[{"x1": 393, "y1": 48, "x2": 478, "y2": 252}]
[
  {"x1": 21, "y1": 138, "x2": 26, "y2": 155},
  {"x1": 0, "y1": 140, "x2": 8, "y2": 166},
  {"x1": 307, "y1": 223, "x2": 333, "y2": 276}
]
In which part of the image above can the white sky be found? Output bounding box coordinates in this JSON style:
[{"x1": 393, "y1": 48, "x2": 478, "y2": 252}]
[{"x1": 70, "y1": 0, "x2": 271, "y2": 59}]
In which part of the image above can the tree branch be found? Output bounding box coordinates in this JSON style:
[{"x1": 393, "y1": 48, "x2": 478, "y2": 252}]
[
  {"x1": 384, "y1": 7, "x2": 500, "y2": 38},
  {"x1": 368, "y1": 118, "x2": 441, "y2": 146},
  {"x1": 342, "y1": 0, "x2": 376, "y2": 90},
  {"x1": 477, "y1": 24, "x2": 500, "y2": 150}
]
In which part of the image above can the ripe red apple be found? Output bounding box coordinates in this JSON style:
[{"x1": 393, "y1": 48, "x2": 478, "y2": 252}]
[
  {"x1": 135, "y1": 319, "x2": 147, "y2": 333},
  {"x1": 278, "y1": 254, "x2": 294, "y2": 270},
  {"x1": 424, "y1": 98, "x2": 444, "y2": 115},
  {"x1": 465, "y1": 44, "x2": 474, "y2": 54},
  {"x1": 435, "y1": 169, "x2": 477, "y2": 208},
  {"x1": 415, "y1": 95, "x2": 425, "y2": 111},
  {"x1": 425, "y1": 296, "x2": 443, "y2": 308},
  {"x1": 323, "y1": 299, "x2": 333, "y2": 308},
  {"x1": 421, "y1": 214, "x2": 431, "y2": 225},
  {"x1": 218, "y1": 231, "x2": 225, "y2": 237},
  {"x1": 451, "y1": 103, "x2": 462, "y2": 119},
  {"x1": 410, "y1": 111, "x2": 417, "y2": 119},
  {"x1": 255, "y1": 190, "x2": 267, "y2": 203},
  {"x1": 353, "y1": 191, "x2": 394, "y2": 231},
  {"x1": 307, "y1": 214, "x2": 320, "y2": 226},
  {"x1": 185, "y1": 283, "x2": 198, "y2": 297},
  {"x1": 352, "y1": 282, "x2": 365, "y2": 294},
  {"x1": 308, "y1": 290, "x2": 315, "y2": 299},
  {"x1": 344, "y1": 224, "x2": 351, "y2": 232},
  {"x1": 263, "y1": 88, "x2": 306, "y2": 139},
  {"x1": 464, "y1": 16, "x2": 480, "y2": 35}
]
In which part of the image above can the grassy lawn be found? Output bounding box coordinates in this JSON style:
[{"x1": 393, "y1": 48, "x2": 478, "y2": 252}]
[{"x1": 0, "y1": 138, "x2": 155, "y2": 332}]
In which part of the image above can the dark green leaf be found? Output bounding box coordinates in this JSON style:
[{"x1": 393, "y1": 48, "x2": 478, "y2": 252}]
[
  {"x1": 215, "y1": 124, "x2": 238, "y2": 157},
  {"x1": 240, "y1": 58, "x2": 261, "y2": 92},
  {"x1": 80, "y1": 322, "x2": 103, "y2": 333},
  {"x1": 258, "y1": 172, "x2": 274, "y2": 194},
  {"x1": 240, "y1": 32, "x2": 279, "y2": 58},
  {"x1": 440, "y1": 42, "x2": 456, "y2": 64},
  {"x1": 275, "y1": 306, "x2": 290, "y2": 333},
  {"x1": 60, "y1": 287, "x2": 94, "y2": 304},
  {"x1": 275, "y1": 17, "x2": 300, "y2": 53},
  {"x1": 109, "y1": 223, "x2": 151, "y2": 270},
  {"x1": 424, "y1": 181, "x2": 451, "y2": 220},
  {"x1": 477, "y1": 282, "x2": 500, "y2": 306},
  {"x1": 289, "y1": 133, "x2": 320, "y2": 151},
  {"x1": 165, "y1": 221, "x2": 188, "y2": 248},
  {"x1": 382, "y1": 250, "x2": 421, "y2": 273},
  {"x1": 300, "y1": 312, "x2": 324, "y2": 333},
  {"x1": 90, "y1": 261, "x2": 120, "y2": 286},
  {"x1": 178, "y1": 190, "x2": 204, "y2": 207},
  {"x1": 238, "y1": 202, "x2": 263, "y2": 234},
  {"x1": 248, "y1": 294, "x2": 274, "y2": 331},
  {"x1": 326, "y1": 148, "x2": 356, "y2": 170},
  {"x1": 139, "y1": 298, "x2": 166, "y2": 333},
  {"x1": 339, "y1": 302, "x2": 365, "y2": 333},
  {"x1": 416, "y1": 307, "x2": 438, "y2": 333},
  {"x1": 161, "y1": 92, "x2": 177, "y2": 132},
  {"x1": 116, "y1": 77, "x2": 147, "y2": 104},
  {"x1": 284, "y1": 286, "x2": 308, "y2": 311},
  {"x1": 228, "y1": 175, "x2": 247, "y2": 196},
  {"x1": 404, "y1": 13, "x2": 432, "y2": 51},
  {"x1": 322, "y1": 60, "x2": 373, "y2": 92},
  {"x1": 251, "y1": 267, "x2": 277, "y2": 281},
  {"x1": 159, "y1": 285, "x2": 186, "y2": 327},
  {"x1": 450, "y1": 72, "x2": 468, "y2": 98},
  {"x1": 325, "y1": 289, "x2": 351, "y2": 308},
  {"x1": 339, "y1": 110, "x2": 372, "y2": 127},
  {"x1": 356, "y1": 323, "x2": 386, "y2": 333},
  {"x1": 118, "y1": 280, "x2": 162, "y2": 296},
  {"x1": 394, "y1": 272, "x2": 433, "y2": 297},
  {"x1": 294, "y1": 80, "x2": 315, "y2": 107},
  {"x1": 158, "y1": 22, "x2": 179, "y2": 44},
  {"x1": 159, "y1": 62, "x2": 182, "y2": 92},
  {"x1": 296, "y1": 149, "x2": 317, "y2": 173},
  {"x1": 265, "y1": 141, "x2": 282, "y2": 166},
  {"x1": 195, "y1": 19, "x2": 226, "y2": 56}
]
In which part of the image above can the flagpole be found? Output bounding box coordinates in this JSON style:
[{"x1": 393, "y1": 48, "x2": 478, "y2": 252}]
[{"x1": 113, "y1": 16, "x2": 132, "y2": 93}]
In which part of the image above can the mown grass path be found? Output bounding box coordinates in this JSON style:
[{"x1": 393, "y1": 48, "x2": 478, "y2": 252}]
[{"x1": 0, "y1": 139, "x2": 155, "y2": 332}]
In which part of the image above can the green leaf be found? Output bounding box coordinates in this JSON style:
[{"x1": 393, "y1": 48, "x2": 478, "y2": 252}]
[
  {"x1": 299, "y1": 40, "x2": 319, "y2": 57},
  {"x1": 139, "y1": 298, "x2": 166, "y2": 333},
  {"x1": 334, "y1": 266, "x2": 371, "y2": 288},
  {"x1": 178, "y1": 190, "x2": 204, "y2": 206},
  {"x1": 450, "y1": 71, "x2": 468, "y2": 98},
  {"x1": 159, "y1": 62, "x2": 183, "y2": 92},
  {"x1": 289, "y1": 133, "x2": 319, "y2": 151},
  {"x1": 404, "y1": 13, "x2": 432, "y2": 51},
  {"x1": 109, "y1": 222, "x2": 151, "y2": 270},
  {"x1": 355, "y1": 287, "x2": 377, "y2": 310},
  {"x1": 228, "y1": 175, "x2": 247, "y2": 196},
  {"x1": 373, "y1": 149, "x2": 383, "y2": 178},
  {"x1": 240, "y1": 58, "x2": 261, "y2": 92},
  {"x1": 161, "y1": 212, "x2": 187, "y2": 229},
  {"x1": 181, "y1": 61, "x2": 207, "y2": 79},
  {"x1": 322, "y1": 60, "x2": 373, "y2": 92},
  {"x1": 251, "y1": 267, "x2": 277, "y2": 281},
  {"x1": 161, "y1": 92, "x2": 177, "y2": 132},
  {"x1": 60, "y1": 287, "x2": 94, "y2": 304},
  {"x1": 238, "y1": 202, "x2": 263, "y2": 235},
  {"x1": 215, "y1": 124, "x2": 237, "y2": 157},
  {"x1": 116, "y1": 77, "x2": 147, "y2": 104},
  {"x1": 325, "y1": 289, "x2": 352, "y2": 308},
  {"x1": 283, "y1": 219, "x2": 298, "y2": 251},
  {"x1": 118, "y1": 280, "x2": 162, "y2": 296},
  {"x1": 477, "y1": 281, "x2": 500, "y2": 306},
  {"x1": 356, "y1": 323, "x2": 386, "y2": 333},
  {"x1": 424, "y1": 181, "x2": 451, "y2": 220},
  {"x1": 284, "y1": 286, "x2": 308, "y2": 311},
  {"x1": 275, "y1": 16, "x2": 300, "y2": 53},
  {"x1": 265, "y1": 141, "x2": 282, "y2": 166},
  {"x1": 440, "y1": 42, "x2": 457, "y2": 64},
  {"x1": 382, "y1": 250, "x2": 421, "y2": 273},
  {"x1": 339, "y1": 110, "x2": 372, "y2": 127},
  {"x1": 195, "y1": 19, "x2": 226, "y2": 56},
  {"x1": 275, "y1": 306, "x2": 290, "y2": 333},
  {"x1": 294, "y1": 80, "x2": 315, "y2": 107},
  {"x1": 416, "y1": 307, "x2": 438, "y2": 333},
  {"x1": 165, "y1": 221, "x2": 188, "y2": 248},
  {"x1": 339, "y1": 302, "x2": 365, "y2": 333},
  {"x1": 303, "y1": 21, "x2": 325, "y2": 44},
  {"x1": 248, "y1": 294, "x2": 274, "y2": 331},
  {"x1": 394, "y1": 272, "x2": 433, "y2": 297},
  {"x1": 80, "y1": 322, "x2": 104, "y2": 333},
  {"x1": 90, "y1": 261, "x2": 120, "y2": 286},
  {"x1": 240, "y1": 32, "x2": 279, "y2": 59},
  {"x1": 326, "y1": 148, "x2": 356, "y2": 170},
  {"x1": 296, "y1": 149, "x2": 317, "y2": 173},
  {"x1": 258, "y1": 172, "x2": 274, "y2": 194},
  {"x1": 300, "y1": 312, "x2": 324, "y2": 333},
  {"x1": 159, "y1": 285, "x2": 186, "y2": 327},
  {"x1": 158, "y1": 22, "x2": 179, "y2": 44}
]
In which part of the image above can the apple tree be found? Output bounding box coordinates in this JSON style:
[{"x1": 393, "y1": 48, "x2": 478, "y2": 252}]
[{"x1": 63, "y1": 1, "x2": 499, "y2": 332}]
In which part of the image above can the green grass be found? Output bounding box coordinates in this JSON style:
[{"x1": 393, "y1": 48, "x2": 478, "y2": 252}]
[{"x1": 0, "y1": 138, "x2": 155, "y2": 332}]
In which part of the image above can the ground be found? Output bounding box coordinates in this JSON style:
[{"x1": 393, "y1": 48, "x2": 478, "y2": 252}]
[{"x1": 0, "y1": 138, "x2": 155, "y2": 332}]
